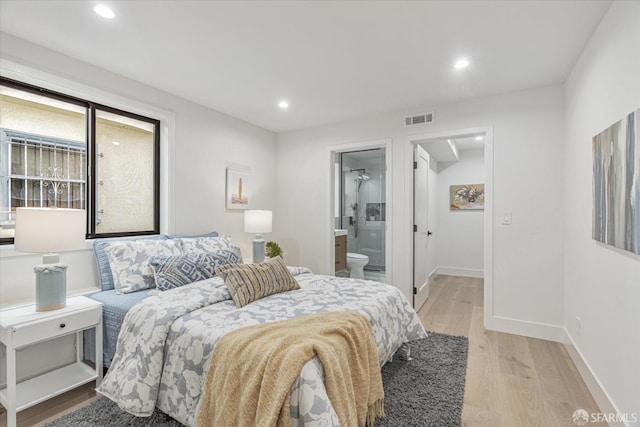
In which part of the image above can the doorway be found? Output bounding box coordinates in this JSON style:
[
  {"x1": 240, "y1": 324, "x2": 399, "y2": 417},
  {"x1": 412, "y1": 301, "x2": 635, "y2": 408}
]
[
  {"x1": 338, "y1": 148, "x2": 386, "y2": 281},
  {"x1": 329, "y1": 138, "x2": 392, "y2": 284},
  {"x1": 409, "y1": 126, "x2": 492, "y2": 318}
]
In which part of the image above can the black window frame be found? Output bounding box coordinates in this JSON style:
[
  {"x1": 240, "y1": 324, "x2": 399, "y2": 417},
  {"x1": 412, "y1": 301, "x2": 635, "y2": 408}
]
[{"x1": 0, "y1": 76, "x2": 161, "y2": 245}]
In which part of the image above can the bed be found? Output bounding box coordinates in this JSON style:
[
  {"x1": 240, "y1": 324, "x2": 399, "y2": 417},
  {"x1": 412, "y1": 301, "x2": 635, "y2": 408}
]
[
  {"x1": 86, "y1": 235, "x2": 427, "y2": 426},
  {"x1": 84, "y1": 233, "x2": 219, "y2": 367},
  {"x1": 83, "y1": 288, "x2": 151, "y2": 367}
]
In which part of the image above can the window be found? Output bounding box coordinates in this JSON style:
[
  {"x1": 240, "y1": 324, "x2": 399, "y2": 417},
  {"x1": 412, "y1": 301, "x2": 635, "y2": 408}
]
[
  {"x1": 94, "y1": 107, "x2": 158, "y2": 234},
  {"x1": 2, "y1": 131, "x2": 86, "y2": 210},
  {"x1": 0, "y1": 77, "x2": 160, "y2": 244}
]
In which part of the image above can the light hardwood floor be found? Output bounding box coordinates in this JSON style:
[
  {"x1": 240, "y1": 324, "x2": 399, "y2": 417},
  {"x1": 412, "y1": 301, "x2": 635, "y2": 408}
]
[
  {"x1": 419, "y1": 275, "x2": 606, "y2": 427},
  {"x1": 2, "y1": 274, "x2": 605, "y2": 426}
]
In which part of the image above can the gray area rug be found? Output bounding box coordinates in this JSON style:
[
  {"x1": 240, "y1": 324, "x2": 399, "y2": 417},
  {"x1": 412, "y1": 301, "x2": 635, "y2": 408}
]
[
  {"x1": 375, "y1": 332, "x2": 468, "y2": 426},
  {"x1": 46, "y1": 332, "x2": 467, "y2": 427}
]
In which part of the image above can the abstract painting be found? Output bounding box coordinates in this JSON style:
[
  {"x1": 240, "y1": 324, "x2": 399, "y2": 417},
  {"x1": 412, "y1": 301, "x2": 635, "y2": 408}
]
[
  {"x1": 226, "y1": 165, "x2": 250, "y2": 209},
  {"x1": 450, "y1": 184, "x2": 484, "y2": 210},
  {"x1": 593, "y1": 108, "x2": 639, "y2": 254}
]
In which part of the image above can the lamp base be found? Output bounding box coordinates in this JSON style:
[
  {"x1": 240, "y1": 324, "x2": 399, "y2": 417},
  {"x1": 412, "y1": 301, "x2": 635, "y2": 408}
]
[
  {"x1": 252, "y1": 234, "x2": 265, "y2": 263},
  {"x1": 34, "y1": 263, "x2": 67, "y2": 312}
]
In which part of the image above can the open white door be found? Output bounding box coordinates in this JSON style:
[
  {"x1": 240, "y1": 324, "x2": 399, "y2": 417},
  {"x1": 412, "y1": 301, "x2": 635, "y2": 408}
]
[{"x1": 413, "y1": 145, "x2": 430, "y2": 310}]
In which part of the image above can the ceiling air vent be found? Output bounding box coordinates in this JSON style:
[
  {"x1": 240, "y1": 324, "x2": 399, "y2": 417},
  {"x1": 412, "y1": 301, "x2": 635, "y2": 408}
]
[{"x1": 404, "y1": 112, "x2": 434, "y2": 127}]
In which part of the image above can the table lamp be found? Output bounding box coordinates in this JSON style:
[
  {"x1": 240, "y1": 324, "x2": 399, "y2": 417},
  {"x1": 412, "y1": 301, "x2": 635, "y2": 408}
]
[
  {"x1": 244, "y1": 210, "x2": 272, "y2": 263},
  {"x1": 14, "y1": 208, "x2": 86, "y2": 312}
]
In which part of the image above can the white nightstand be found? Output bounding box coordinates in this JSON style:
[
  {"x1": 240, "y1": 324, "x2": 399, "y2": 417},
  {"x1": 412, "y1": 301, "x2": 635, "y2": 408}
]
[{"x1": 0, "y1": 296, "x2": 102, "y2": 427}]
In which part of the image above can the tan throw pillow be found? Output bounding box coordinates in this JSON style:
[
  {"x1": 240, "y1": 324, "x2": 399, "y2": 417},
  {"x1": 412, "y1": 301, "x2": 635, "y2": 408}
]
[{"x1": 215, "y1": 256, "x2": 300, "y2": 308}]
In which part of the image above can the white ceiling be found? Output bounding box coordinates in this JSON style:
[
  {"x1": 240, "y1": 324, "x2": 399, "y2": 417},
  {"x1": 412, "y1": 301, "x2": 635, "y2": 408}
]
[
  {"x1": 452, "y1": 136, "x2": 485, "y2": 153},
  {"x1": 418, "y1": 132, "x2": 484, "y2": 163},
  {"x1": 0, "y1": 0, "x2": 610, "y2": 133}
]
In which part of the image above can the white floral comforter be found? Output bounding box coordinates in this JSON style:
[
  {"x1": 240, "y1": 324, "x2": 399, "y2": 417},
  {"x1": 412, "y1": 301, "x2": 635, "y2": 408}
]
[{"x1": 98, "y1": 267, "x2": 427, "y2": 426}]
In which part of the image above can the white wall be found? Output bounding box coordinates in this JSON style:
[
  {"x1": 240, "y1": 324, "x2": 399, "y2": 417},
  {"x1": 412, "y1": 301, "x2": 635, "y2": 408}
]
[
  {"x1": 563, "y1": 1, "x2": 640, "y2": 422},
  {"x1": 277, "y1": 84, "x2": 565, "y2": 340},
  {"x1": 436, "y1": 149, "x2": 484, "y2": 276},
  {"x1": 0, "y1": 33, "x2": 277, "y2": 309}
]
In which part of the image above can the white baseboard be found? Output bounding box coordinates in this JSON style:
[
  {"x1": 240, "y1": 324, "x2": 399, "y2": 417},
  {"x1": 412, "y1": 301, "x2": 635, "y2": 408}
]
[
  {"x1": 485, "y1": 315, "x2": 568, "y2": 343},
  {"x1": 485, "y1": 319, "x2": 630, "y2": 425},
  {"x1": 428, "y1": 267, "x2": 439, "y2": 283},
  {"x1": 564, "y1": 330, "x2": 627, "y2": 427},
  {"x1": 436, "y1": 266, "x2": 484, "y2": 278},
  {"x1": 435, "y1": 268, "x2": 628, "y2": 425}
]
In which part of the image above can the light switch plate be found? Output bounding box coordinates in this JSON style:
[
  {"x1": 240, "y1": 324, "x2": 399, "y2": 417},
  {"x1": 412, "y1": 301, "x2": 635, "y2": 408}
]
[{"x1": 502, "y1": 211, "x2": 512, "y2": 225}]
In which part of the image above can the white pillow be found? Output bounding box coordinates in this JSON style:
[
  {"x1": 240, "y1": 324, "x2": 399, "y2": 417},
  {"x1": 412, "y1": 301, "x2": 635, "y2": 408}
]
[{"x1": 103, "y1": 239, "x2": 183, "y2": 294}]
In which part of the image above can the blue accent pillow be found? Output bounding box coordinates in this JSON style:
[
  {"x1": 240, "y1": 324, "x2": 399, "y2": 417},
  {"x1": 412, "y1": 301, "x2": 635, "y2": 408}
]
[
  {"x1": 93, "y1": 235, "x2": 168, "y2": 291},
  {"x1": 149, "y1": 248, "x2": 241, "y2": 291}
]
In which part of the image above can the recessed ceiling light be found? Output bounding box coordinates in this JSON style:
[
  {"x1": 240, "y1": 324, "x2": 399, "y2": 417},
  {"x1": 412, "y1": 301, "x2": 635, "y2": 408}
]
[
  {"x1": 278, "y1": 100, "x2": 289, "y2": 109},
  {"x1": 94, "y1": 5, "x2": 115, "y2": 19},
  {"x1": 454, "y1": 58, "x2": 470, "y2": 70},
  {"x1": 475, "y1": 136, "x2": 484, "y2": 141},
  {"x1": 112, "y1": 141, "x2": 120, "y2": 146}
]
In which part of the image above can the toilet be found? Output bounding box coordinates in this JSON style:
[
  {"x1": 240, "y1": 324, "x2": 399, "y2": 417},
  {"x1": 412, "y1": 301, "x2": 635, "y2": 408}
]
[{"x1": 346, "y1": 252, "x2": 369, "y2": 279}]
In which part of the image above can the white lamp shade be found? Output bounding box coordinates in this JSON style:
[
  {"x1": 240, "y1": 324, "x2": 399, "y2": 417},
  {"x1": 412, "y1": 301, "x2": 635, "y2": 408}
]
[
  {"x1": 244, "y1": 210, "x2": 272, "y2": 234},
  {"x1": 14, "y1": 208, "x2": 86, "y2": 253}
]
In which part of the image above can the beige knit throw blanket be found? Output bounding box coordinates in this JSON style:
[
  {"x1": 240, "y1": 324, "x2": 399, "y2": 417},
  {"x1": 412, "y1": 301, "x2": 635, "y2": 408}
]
[{"x1": 195, "y1": 311, "x2": 384, "y2": 427}]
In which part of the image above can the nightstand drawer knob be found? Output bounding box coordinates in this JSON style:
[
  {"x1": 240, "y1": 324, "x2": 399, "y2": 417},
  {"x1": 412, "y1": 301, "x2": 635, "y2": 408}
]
[{"x1": 59, "y1": 323, "x2": 66, "y2": 329}]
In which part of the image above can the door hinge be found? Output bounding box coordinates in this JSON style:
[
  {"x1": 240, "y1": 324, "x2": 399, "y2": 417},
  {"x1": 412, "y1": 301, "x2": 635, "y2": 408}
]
[
  {"x1": 413, "y1": 287, "x2": 417, "y2": 295},
  {"x1": 413, "y1": 161, "x2": 418, "y2": 169},
  {"x1": 413, "y1": 224, "x2": 418, "y2": 232}
]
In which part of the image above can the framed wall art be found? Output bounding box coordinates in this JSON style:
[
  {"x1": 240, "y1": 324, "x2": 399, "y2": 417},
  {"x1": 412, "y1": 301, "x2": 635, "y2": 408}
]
[
  {"x1": 450, "y1": 184, "x2": 484, "y2": 210},
  {"x1": 226, "y1": 165, "x2": 251, "y2": 210},
  {"x1": 593, "y1": 108, "x2": 639, "y2": 254}
]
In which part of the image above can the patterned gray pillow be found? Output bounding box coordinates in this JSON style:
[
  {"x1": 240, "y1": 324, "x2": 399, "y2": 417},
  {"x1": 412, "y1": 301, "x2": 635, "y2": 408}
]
[
  {"x1": 177, "y1": 236, "x2": 241, "y2": 258},
  {"x1": 103, "y1": 239, "x2": 183, "y2": 294},
  {"x1": 149, "y1": 250, "x2": 242, "y2": 291},
  {"x1": 93, "y1": 235, "x2": 168, "y2": 291}
]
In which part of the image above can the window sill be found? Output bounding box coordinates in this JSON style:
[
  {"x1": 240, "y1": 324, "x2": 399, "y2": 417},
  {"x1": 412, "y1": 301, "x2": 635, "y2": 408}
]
[{"x1": 0, "y1": 241, "x2": 94, "y2": 258}]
